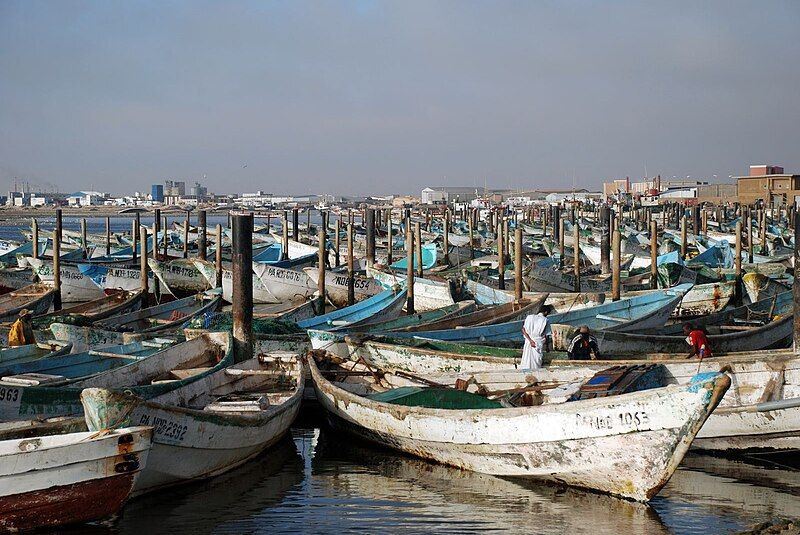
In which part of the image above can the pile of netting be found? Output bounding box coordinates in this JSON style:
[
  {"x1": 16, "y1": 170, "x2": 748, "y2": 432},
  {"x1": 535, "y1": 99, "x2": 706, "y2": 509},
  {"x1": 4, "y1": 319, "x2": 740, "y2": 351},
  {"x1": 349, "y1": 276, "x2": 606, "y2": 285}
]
[{"x1": 185, "y1": 311, "x2": 303, "y2": 335}]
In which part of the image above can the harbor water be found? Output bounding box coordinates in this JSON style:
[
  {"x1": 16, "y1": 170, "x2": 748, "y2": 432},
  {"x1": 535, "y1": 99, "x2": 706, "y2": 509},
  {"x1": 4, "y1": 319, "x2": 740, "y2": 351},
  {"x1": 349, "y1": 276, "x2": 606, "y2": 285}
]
[{"x1": 69, "y1": 422, "x2": 798, "y2": 534}]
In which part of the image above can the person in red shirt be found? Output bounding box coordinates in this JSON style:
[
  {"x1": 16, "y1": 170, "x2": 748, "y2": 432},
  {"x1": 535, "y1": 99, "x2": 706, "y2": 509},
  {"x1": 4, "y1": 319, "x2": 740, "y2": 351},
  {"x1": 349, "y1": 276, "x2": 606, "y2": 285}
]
[{"x1": 683, "y1": 324, "x2": 712, "y2": 359}]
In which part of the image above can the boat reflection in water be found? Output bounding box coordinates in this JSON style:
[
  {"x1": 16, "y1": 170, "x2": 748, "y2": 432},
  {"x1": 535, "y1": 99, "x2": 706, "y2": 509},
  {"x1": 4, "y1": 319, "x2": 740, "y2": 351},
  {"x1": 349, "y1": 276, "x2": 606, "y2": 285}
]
[{"x1": 88, "y1": 428, "x2": 800, "y2": 534}]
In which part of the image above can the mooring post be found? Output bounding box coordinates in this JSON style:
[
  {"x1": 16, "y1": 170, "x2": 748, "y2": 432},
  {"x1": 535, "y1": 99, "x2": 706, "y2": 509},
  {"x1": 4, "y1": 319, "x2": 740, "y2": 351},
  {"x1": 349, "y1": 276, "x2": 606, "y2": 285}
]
[
  {"x1": 231, "y1": 214, "x2": 254, "y2": 363},
  {"x1": 198, "y1": 209, "x2": 207, "y2": 261},
  {"x1": 53, "y1": 208, "x2": 62, "y2": 311},
  {"x1": 80, "y1": 218, "x2": 87, "y2": 259},
  {"x1": 692, "y1": 205, "x2": 700, "y2": 238},
  {"x1": 680, "y1": 215, "x2": 688, "y2": 260},
  {"x1": 415, "y1": 222, "x2": 423, "y2": 278},
  {"x1": 573, "y1": 221, "x2": 580, "y2": 292},
  {"x1": 612, "y1": 228, "x2": 621, "y2": 301},
  {"x1": 794, "y1": 212, "x2": 800, "y2": 351},
  {"x1": 650, "y1": 219, "x2": 658, "y2": 289},
  {"x1": 292, "y1": 208, "x2": 299, "y2": 242},
  {"x1": 600, "y1": 205, "x2": 610, "y2": 275},
  {"x1": 366, "y1": 208, "x2": 376, "y2": 267},
  {"x1": 334, "y1": 218, "x2": 341, "y2": 267},
  {"x1": 105, "y1": 216, "x2": 110, "y2": 256},
  {"x1": 140, "y1": 226, "x2": 149, "y2": 299},
  {"x1": 748, "y1": 209, "x2": 754, "y2": 263},
  {"x1": 760, "y1": 208, "x2": 767, "y2": 255},
  {"x1": 347, "y1": 222, "x2": 355, "y2": 306},
  {"x1": 468, "y1": 209, "x2": 475, "y2": 260},
  {"x1": 702, "y1": 207, "x2": 708, "y2": 236},
  {"x1": 306, "y1": 207, "x2": 311, "y2": 239},
  {"x1": 734, "y1": 221, "x2": 743, "y2": 306},
  {"x1": 386, "y1": 210, "x2": 393, "y2": 265},
  {"x1": 132, "y1": 212, "x2": 139, "y2": 263},
  {"x1": 31, "y1": 218, "x2": 39, "y2": 259},
  {"x1": 163, "y1": 215, "x2": 169, "y2": 260},
  {"x1": 317, "y1": 225, "x2": 326, "y2": 312},
  {"x1": 282, "y1": 211, "x2": 289, "y2": 261},
  {"x1": 183, "y1": 212, "x2": 189, "y2": 258},
  {"x1": 154, "y1": 208, "x2": 161, "y2": 261},
  {"x1": 498, "y1": 216, "x2": 505, "y2": 290},
  {"x1": 514, "y1": 227, "x2": 523, "y2": 300},
  {"x1": 558, "y1": 217, "x2": 565, "y2": 269},
  {"x1": 215, "y1": 223, "x2": 223, "y2": 288},
  {"x1": 406, "y1": 223, "x2": 415, "y2": 314},
  {"x1": 443, "y1": 210, "x2": 450, "y2": 266}
]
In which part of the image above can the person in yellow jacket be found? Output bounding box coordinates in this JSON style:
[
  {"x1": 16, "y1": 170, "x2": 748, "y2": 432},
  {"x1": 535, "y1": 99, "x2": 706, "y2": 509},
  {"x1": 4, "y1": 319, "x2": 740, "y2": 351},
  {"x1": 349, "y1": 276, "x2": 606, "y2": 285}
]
[{"x1": 8, "y1": 309, "x2": 36, "y2": 346}]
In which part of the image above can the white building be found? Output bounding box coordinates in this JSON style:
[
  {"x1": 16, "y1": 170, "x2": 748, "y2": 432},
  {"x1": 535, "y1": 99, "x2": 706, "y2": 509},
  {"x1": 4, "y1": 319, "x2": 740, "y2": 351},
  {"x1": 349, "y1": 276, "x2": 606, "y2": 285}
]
[{"x1": 421, "y1": 188, "x2": 446, "y2": 204}]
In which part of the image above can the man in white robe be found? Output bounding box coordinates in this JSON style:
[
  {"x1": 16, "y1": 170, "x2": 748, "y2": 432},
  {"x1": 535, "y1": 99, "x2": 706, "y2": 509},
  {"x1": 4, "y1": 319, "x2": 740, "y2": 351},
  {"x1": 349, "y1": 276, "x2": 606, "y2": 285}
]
[{"x1": 521, "y1": 305, "x2": 553, "y2": 370}]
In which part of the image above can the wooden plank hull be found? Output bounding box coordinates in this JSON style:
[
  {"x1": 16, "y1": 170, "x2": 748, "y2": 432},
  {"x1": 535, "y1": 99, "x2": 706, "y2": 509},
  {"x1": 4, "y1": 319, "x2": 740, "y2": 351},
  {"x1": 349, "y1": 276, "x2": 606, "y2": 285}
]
[
  {"x1": 0, "y1": 427, "x2": 151, "y2": 532},
  {"x1": 27, "y1": 258, "x2": 105, "y2": 302},
  {"x1": 309, "y1": 356, "x2": 729, "y2": 501},
  {"x1": 303, "y1": 267, "x2": 383, "y2": 307},
  {"x1": 81, "y1": 353, "x2": 303, "y2": 495},
  {"x1": 368, "y1": 268, "x2": 455, "y2": 311}
]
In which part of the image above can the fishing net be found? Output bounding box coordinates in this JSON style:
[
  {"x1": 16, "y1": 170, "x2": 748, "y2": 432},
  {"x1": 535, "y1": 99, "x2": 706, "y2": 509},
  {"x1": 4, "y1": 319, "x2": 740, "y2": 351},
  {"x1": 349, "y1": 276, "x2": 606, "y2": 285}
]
[{"x1": 185, "y1": 311, "x2": 303, "y2": 335}]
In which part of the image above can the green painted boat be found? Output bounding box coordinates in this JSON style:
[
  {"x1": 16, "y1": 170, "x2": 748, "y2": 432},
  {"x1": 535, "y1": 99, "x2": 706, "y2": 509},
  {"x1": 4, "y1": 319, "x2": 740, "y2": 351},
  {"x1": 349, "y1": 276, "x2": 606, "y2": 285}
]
[{"x1": 0, "y1": 332, "x2": 232, "y2": 422}]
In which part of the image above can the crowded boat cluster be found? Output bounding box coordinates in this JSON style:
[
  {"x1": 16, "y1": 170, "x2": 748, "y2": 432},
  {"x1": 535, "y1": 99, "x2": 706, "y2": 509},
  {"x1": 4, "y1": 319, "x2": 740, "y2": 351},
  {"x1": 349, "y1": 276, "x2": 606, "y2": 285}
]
[{"x1": 0, "y1": 200, "x2": 797, "y2": 531}]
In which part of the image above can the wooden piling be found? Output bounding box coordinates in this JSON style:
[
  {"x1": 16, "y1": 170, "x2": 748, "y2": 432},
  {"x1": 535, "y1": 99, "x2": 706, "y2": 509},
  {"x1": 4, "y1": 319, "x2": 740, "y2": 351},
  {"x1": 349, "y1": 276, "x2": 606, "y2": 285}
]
[
  {"x1": 794, "y1": 212, "x2": 800, "y2": 351},
  {"x1": 215, "y1": 224, "x2": 223, "y2": 288},
  {"x1": 406, "y1": 223, "x2": 415, "y2": 314},
  {"x1": 366, "y1": 209, "x2": 376, "y2": 267},
  {"x1": 734, "y1": 221, "x2": 743, "y2": 306},
  {"x1": 183, "y1": 212, "x2": 189, "y2": 259},
  {"x1": 53, "y1": 209, "x2": 62, "y2": 311},
  {"x1": 80, "y1": 218, "x2": 87, "y2": 259},
  {"x1": 612, "y1": 228, "x2": 621, "y2": 301},
  {"x1": 232, "y1": 214, "x2": 254, "y2": 364},
  {"x1": 292, "y1": 208, "x2": 299, "y2": 242},
  {"x1": 573, "y1": 221, "x2": 580, "y2": 292},
  {"x1": 154, "y1": 209, "x2": 161, "y2": 261},
  {"x1": 386, "y1": 210, "x2": 393, "y2": 265},
  {"x1": 415, "y1": 222, "x2": 423, "y2": 279},
  {"x1": 514, "y1": 227, "x2": 523, "y2": 300},
  {"x1": 282, "y1": 211, "x2": 289, "y2": 261},
  {"x1": 317, "y1": 225, "x2": 326, "y2": 311},
  {"x1": 599, "y1": 205, "x2": 610, "y2": 275},
  {"x1": 650, "y1": 219, "x2": 658, "y2": 289},
  {"x1": 497, "y1": 216, "x2": 505, "y2": 290},
  {"x1": 334, "y1": 218, "x2": 341, "y2": 267},
  {"x1": 163, "y1": 215, "x2": 168, "y2": 260},
  {"x1": 139, "y1": 226, "x2": 148, "y2": 297},
  {"x1": 558, "y1": 217, "x2": 565, "y2": 268},
  {"x1": 680, "y1": 215, "x2": 687, "y2": 260},
  {"x1": 31, "y1": 218, "x2": 39, "y2": 259},
  {"x1": 748, "y1": 209, "x2": 754, "y2": 263},
  {"x1": 105, "y1": 217, "x2": 110, "y2": 256},
  {"x1": 133, "y1": 212, "x2": 140, "y2": 263},
  {"x1": 198, "y1": 209, "x2": 207, "y2": 261},
  {"x1": 468, "y1": 209, "x2": 475, "y2": 260},
  {"x1": 443, "y1": 210, "x2": 450, "y2": 265},
  {"x1": 347, "y1": 222, "x2": 355, "y2": 306}
]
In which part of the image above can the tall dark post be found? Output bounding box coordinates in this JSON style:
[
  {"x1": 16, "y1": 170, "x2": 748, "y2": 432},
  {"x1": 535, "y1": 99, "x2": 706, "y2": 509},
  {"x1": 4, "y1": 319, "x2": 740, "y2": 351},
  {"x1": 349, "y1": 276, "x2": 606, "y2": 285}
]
[
  {"x1": 734, "y1": 221, "x2": 743, "y2": 306},
  {"x1": 183, "y1": 211, "x2": 189, "y2": 258},
  {"x1": 133, "y1": 212, "x2": 140, "y2": 262},
  {"x1": 163, "y1": 215, "x2": 169, "y2": 260},
  {"x1": 105, "y1": 216, "x2": 111, "y2": 256},
  {"x1": 573, "y1": 222, "x2": 580, "y2": 292},
  {"x1": 347, "y1": 223, "x2": 355, "y2": 306},
  {"x1": 32, "y1": 218, "x2": 39, "y2": 259},
  {"x1": 334, "y1": 218, "x2": 341, "y2": 267},
  {"x1": 406, "y1": 224, "x2": 415, "y2": 314},
  {"x1": 794, "y1": 212, "x2": 800, "y2": 351},
  {"x1": 599, "y1": 205, "x2": 610, "y2": 275},
  {"x1": 232, "y1": 214, "x2": 254, "y2": 364},
  {"x1": 514, "y1": 227, "x2": 523, "y2": 300},
  {"x1": 552, "y1": 205, "x2": 561, "y2": 245},
  {"x1": 154, "y1": 208, "x2": 161, "y2": 261},
  {"x1": 317, "y1": 226, "x2": 326, "y2": 311},
  {"x1": 292, "y1": 208, "x2": 299, "y2": 242},
  {"x1": 650, "y1": 220, "x2": 658, "y2": 289},
  {"x1": 282, "y1": 211, "x2": 289, "y2": 261},
  {"x1": 215, "y1": 224, "x2": 223, "y2": 288},
  {"x1": 198, "y1": 209, "x2": 207, "y2": 261},
  {"x1": 53, "y1": 208, "x2": 62, "y2": 311},
  {"x1": 612, "y1": 229, "x2": 621, "y2": 301},
  {"x1": 140, "y1": 227, "x2": 149, "y2": 302},
  {"x1": 497, "y1": 217, "x2": 505, "y2": 290},
  {"x1": 415, "y1": 222, "x2": 423, "y2": 278},
  {"x1": 386, "y1": 210, "x2": 393, "y2": 265},
  {"x1": 692, "y1": 205, "x2": 701, "y2": 237},
  {"x1": 80, "y1": 218, "x2": 87, "y2": 259},
  {"x1": 365, "y1": 208, "x2": 376, "y2": 267}
]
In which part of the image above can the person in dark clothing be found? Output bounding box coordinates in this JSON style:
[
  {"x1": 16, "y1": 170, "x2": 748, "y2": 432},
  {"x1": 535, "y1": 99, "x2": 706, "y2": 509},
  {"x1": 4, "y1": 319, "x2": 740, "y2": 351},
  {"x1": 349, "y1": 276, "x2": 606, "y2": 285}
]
[{"x1": 567, "y1": 325, "x2": 601, "y2": 360}]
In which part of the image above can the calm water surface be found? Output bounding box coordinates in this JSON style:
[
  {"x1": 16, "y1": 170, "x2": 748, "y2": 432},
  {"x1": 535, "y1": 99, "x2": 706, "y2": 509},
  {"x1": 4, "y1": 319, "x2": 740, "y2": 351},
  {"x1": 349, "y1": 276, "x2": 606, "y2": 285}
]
[{"x1": 62, "y1": 421, "x2": 800, "y2": 535}]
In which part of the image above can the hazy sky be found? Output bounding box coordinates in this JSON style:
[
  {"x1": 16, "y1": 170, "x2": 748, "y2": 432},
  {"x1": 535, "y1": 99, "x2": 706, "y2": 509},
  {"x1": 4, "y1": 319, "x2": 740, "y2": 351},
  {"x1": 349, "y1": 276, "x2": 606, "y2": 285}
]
[{"x1": 1, "y1": 1, "x2": 799, "y2": 196}]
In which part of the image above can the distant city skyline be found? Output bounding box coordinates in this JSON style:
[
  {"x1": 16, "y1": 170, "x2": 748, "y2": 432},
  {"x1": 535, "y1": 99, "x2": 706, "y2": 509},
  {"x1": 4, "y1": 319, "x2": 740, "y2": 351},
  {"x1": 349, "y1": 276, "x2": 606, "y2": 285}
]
[{"x1": 2, "y1": 1, "x2": 798, "y2": 196}]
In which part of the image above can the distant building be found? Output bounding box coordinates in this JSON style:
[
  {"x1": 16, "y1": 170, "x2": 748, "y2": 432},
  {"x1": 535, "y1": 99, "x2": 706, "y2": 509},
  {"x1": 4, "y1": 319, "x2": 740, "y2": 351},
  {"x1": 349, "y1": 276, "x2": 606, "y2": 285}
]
[
  {"x1": 66, "y1": 191, "x2": 108, "y2": 207},
  {"x1": 421, "y1": 187, "x2": 483, "y2": 204},
  {"x1": 736, "y1": 164, "x2": 800, "y2": 206},
  {"x1": 164, "y1": 180, "x2": 186, "y2": 196},
  {"x1": 151, "y1": 184, "x2": 164, "y2": 202}
]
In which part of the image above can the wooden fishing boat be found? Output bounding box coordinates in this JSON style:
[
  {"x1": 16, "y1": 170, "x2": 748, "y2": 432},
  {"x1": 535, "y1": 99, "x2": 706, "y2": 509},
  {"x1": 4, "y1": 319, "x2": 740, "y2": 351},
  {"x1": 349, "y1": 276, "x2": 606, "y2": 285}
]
[
  {"x1": 346, "y1": 301, "x2": 477, "y2": 333},
  {"x1": 0, "y1": 332, "x2": 231, "y2": 422},
  {"x1": 81, "y1": 351, "x2": 303, "y2": 495},
  {"x1": 368, "y1": 267, "x2": 455, "y2": 311},
  {"x1": 27, "y1": 258, "x2": 105, "y2": 302},
  {"x1": 303, "y1": 266, "x2": 383, "y2": 307},
  {"x1": 464, "y1": 278, "x2": 605, "y2": 310},
  {"x1": 383, "y1": 285, "x2": 689, "y2": 344},
  {"x1": 742, "y1": 272, "x2": 790, "y2": 303},
  {"x1": 550, "y1": 312, "x2": 792, "y2": 355},
  {"x1": 193, "y1": 259, "x2": 316, "y2": 304},
  {"x1": 253, "y1": 242, "x2": 318, "y2": 268},
  {"x1": 94, "y1": 293, "x2": 221, "y2": 333},
  {"x1": 308, "y1": 352, "x2": 729, "y2": 501},
  {"x1": 79, "y1": 263, "x2": 157, "y2": 295},
  {"x1": 389, "y1": 242, "x2": 438, "y2": 271},
  {"x1": 0, "y1": 341, "x2": 73, "y2": 368},
  {"x1": 298, "y1": 287, "x2": 407, "y2": 331},
  {"x1": 0, "y1": 267, "x2": 34, "y2": 294},
  {"x1": 31, "y1": 288, "x2": 145, "y2": 327},
  {"x1": 148, "y1": 258, "x2": 213, "y2": 295},
  {"x1": 0, "y1": 426, "x2": 152, "y2": 531},
  {"x1": 0, "y1": 283, "x2": 57, "y2": 323},
  {"x1": 672, "y1": 281, "x2": 735, "y2": 316},
  {"x1": 394, "y1": 296, "x2": 548, "y2": 332},
  {"x1": 49, "y1": 322, "x2": 154, "y2": 353}
]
